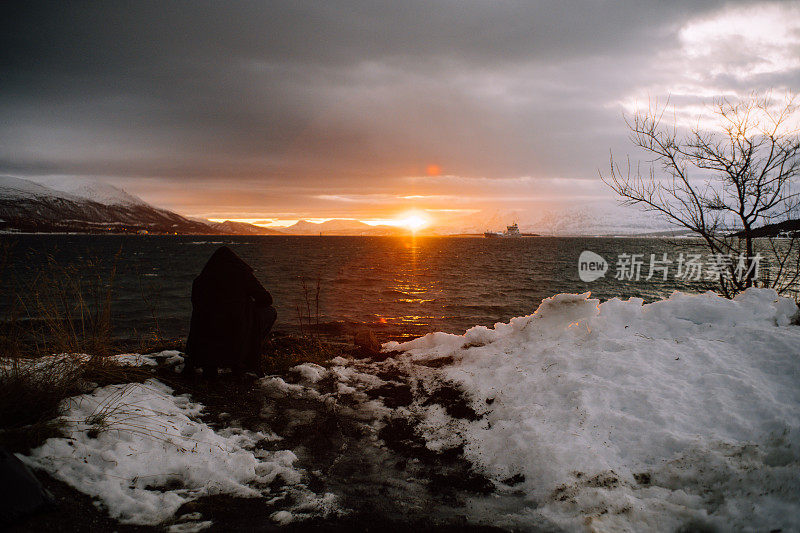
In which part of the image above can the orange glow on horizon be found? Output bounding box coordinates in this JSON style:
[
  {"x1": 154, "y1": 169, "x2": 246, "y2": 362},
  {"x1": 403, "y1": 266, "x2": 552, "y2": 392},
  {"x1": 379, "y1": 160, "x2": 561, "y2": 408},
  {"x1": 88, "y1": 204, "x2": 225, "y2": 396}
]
[
  {"x1": 369, "y1": 210, "x2": 431, "y2": 231},
  {"x1": 210, "y1": 210, "x2": 434, "y2": 231},
  {"x1": 426, "y1": 164, "x2": 442, "y2": 176},
  {"x1": 208, "y1": 217, "x2": 328, "y2": 227}
]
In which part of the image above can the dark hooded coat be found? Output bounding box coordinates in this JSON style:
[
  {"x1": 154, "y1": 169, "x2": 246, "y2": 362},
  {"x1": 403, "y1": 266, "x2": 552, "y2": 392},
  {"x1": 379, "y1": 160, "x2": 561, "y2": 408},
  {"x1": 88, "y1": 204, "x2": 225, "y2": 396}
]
[{"x1": 186, "y1": 246, "x2": 275, "y2": 373}]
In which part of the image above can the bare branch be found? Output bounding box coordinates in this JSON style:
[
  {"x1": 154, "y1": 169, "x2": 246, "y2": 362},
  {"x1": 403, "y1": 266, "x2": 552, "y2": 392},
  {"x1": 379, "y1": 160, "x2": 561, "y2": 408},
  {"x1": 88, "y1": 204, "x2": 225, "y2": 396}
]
[{"x1": 601, "y1": 91, "x2": 800, "y2": 297}]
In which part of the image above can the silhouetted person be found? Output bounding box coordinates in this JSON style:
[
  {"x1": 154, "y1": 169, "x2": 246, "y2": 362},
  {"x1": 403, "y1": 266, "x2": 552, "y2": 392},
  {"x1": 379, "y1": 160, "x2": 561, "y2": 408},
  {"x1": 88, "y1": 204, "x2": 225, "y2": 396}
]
[{"x1": 186, "y1": 246, "x2": 276, "y2": 377}]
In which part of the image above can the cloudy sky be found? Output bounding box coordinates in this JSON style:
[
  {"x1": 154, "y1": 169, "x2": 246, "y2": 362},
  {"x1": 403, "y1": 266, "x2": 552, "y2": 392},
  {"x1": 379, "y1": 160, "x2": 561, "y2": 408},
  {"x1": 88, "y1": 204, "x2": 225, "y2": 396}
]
[{"x1": 2, "y1": 1, "x2": 799, "y2": 227}]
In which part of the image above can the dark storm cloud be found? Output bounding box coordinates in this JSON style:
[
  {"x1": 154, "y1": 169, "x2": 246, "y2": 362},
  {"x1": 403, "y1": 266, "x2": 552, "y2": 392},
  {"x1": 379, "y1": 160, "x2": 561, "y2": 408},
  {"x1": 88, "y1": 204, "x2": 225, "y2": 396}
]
[{"x1": 0, "y1": 0, "x2": 795, "y2": 215}]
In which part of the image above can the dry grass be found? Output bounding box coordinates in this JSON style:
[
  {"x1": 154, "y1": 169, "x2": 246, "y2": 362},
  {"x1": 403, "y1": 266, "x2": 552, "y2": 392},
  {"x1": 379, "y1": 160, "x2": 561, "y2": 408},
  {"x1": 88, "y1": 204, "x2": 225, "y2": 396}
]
[
  {"x1": 261, "y1": 333, "x2": 348, "y2": 375},
  {"x1": 0, "y1": 245, "x2": 159, "y2": 452},
  {"x1": 28, "y1": 251, "x2": 119, "y2": 356},
  {"x1": 1, "y1": 246, "x2": 124, "y2": 358},
  {"x1": 0, "y1": 355, "x2": 83, "y2": 452},
  {"x1": 295, "y1": 276, "x2": 322, "y2": 339},
  {"x1": 0, "y1": 354, "x2": 152, "y2": 453}
]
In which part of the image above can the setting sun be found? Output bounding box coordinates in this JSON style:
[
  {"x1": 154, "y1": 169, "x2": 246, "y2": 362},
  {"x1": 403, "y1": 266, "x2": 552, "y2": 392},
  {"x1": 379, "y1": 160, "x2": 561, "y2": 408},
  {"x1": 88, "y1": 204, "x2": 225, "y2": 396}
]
[{"x1": 396, "y1": 212, "x2": 429, "y2": 231}]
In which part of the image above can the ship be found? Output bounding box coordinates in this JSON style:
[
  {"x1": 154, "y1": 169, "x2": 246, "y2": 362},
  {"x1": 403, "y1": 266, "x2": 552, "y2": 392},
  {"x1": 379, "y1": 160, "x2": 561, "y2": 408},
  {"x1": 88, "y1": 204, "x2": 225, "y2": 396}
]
[{"x1": 484, "y1": 223, "x2": 521, "y2": 238}]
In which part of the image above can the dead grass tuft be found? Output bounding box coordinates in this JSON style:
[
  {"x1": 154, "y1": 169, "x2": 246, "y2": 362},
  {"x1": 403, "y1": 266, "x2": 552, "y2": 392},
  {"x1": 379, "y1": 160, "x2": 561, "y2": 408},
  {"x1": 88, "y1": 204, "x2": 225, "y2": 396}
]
[
  {"x1": 0, "y1": 355, "x2": 82, "y2": 452},
  {"x1": 260, "y1": 333, "x2": 348, "y2": 375},
  {"x1": 0, "y1": 354, "x2": 152, "y2": 453},
  {"x1": 1, "y1": 246, "x2": 124, "y2": 358}
]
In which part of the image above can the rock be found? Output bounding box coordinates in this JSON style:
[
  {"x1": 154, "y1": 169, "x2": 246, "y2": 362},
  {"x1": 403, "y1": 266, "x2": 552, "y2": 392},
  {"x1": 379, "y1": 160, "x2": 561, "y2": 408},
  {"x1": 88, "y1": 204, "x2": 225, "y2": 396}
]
[
  {"x1": 354, "y1": 329, "x2": 382, "y2": 357},
  {"x1": 0, "y1": 447, "x2": 53, "y2": 525}
]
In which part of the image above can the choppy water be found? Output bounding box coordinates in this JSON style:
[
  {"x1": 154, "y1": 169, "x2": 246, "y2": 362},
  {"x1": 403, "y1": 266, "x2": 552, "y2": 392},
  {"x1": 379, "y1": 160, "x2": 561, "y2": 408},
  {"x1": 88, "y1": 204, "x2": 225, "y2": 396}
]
[{"x1": 0, "y1": 235, "x2": 722, "y2": 341}]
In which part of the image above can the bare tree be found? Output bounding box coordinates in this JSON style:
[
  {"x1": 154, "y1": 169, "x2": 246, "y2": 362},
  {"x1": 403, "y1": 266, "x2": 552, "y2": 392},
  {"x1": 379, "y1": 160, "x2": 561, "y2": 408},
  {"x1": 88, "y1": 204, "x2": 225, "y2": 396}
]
[{"x1": 602, "y1": 92, "x2": 800, "y2": 298}]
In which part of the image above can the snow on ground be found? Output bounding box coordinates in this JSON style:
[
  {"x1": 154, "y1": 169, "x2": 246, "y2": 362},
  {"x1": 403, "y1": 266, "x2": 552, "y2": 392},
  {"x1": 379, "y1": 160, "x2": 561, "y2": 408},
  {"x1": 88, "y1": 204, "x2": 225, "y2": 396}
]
[
  {"x1": 20, "y1": 378, "x2": 338, "y2": 527},
  {"x1": 0, "y1": 352, "x2": 88, "y2": 371},
  {"x1": 111, "y1": 349, "x2": 185, "y2": 370},
  {"x1": 387, "y1": 288, "x2": 800, "y2": 531},
  {"x1": 13, "y1": 288, "x2": 800, "y2": 531}
]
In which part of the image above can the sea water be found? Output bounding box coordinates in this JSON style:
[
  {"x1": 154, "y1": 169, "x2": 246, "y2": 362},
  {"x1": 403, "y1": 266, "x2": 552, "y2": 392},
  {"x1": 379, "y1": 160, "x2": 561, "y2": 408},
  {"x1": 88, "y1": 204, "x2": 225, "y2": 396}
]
[{"x1": 0, "y1": 234, "x2": 727, "y2": 341}]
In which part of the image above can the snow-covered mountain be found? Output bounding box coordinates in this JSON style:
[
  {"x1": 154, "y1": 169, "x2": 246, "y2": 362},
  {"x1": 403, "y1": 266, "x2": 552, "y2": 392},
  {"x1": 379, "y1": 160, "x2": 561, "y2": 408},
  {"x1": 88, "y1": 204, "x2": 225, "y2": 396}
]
[
  {"x1": 528, "y1": 203, "x2": 677, "y2": 236},
  {"x1": 442, "y1": 202, "x2": 678, "y2": 236},
  {"x1": 0, "y1": 176, "x2": 214, "y2": 234},
  {"x1": 443, "y1": 208, "x2": 528, "y2": 234},
  {"x1": 30, "y1": 176, "x2": 148, "y2": 207},
  {"x1": 209, "y1": 220, "x2": 285, "y2": 235}
]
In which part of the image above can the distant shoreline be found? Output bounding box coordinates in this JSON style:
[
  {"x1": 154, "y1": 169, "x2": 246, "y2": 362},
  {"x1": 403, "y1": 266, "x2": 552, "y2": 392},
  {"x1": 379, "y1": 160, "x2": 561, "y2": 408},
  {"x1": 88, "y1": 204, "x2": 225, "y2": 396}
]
[{"x1": 0, "y1": 230, "x2": 716, "y2": 239}]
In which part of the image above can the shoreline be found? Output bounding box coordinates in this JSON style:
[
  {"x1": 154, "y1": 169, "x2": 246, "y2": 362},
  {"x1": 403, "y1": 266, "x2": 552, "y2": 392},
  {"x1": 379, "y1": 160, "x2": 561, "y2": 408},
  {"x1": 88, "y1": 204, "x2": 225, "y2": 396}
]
[{"x1": 1, "y1": 231, "x2": 710, "y2": 238}]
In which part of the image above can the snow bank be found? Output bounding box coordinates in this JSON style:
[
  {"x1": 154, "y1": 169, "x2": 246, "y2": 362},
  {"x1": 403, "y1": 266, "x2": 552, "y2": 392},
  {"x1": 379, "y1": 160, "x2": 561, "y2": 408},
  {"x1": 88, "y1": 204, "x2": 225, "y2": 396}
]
[
  {"x1": 389, "y1": 288, "x2": 800, "y2": 531},
  {"x1": 21, "y1": 379, "x2": 306, "y2": 525}
]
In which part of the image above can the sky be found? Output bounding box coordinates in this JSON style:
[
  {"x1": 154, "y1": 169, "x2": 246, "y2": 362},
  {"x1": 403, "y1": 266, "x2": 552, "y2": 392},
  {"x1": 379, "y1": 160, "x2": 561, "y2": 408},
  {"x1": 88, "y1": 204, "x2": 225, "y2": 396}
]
[{"x1": 1, "y1": 1, "x2": 799, "y2": 228}]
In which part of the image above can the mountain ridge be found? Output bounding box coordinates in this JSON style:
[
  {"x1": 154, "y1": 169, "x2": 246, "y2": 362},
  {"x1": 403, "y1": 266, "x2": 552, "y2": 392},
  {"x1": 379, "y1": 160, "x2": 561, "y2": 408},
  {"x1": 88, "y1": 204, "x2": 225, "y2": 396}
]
[
  {"x1": 0, "y1": 176, "x2": 213, "y2": 234},
  {"x1": 0, "y1": 176, "x2": 249, "y2": 235},
  {"x1": 281, "y1": 219, "x2": 404, "y2": 235},
  {"x1": 2, "y1": 176, "x2": 696, "y2": 236}
]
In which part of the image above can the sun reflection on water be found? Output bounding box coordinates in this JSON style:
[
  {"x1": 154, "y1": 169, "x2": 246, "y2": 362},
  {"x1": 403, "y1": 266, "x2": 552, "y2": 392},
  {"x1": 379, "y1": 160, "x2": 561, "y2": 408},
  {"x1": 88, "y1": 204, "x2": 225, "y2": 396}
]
[{"x1": 383, "y1": 236, "x2": 439, "y2": 337}]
